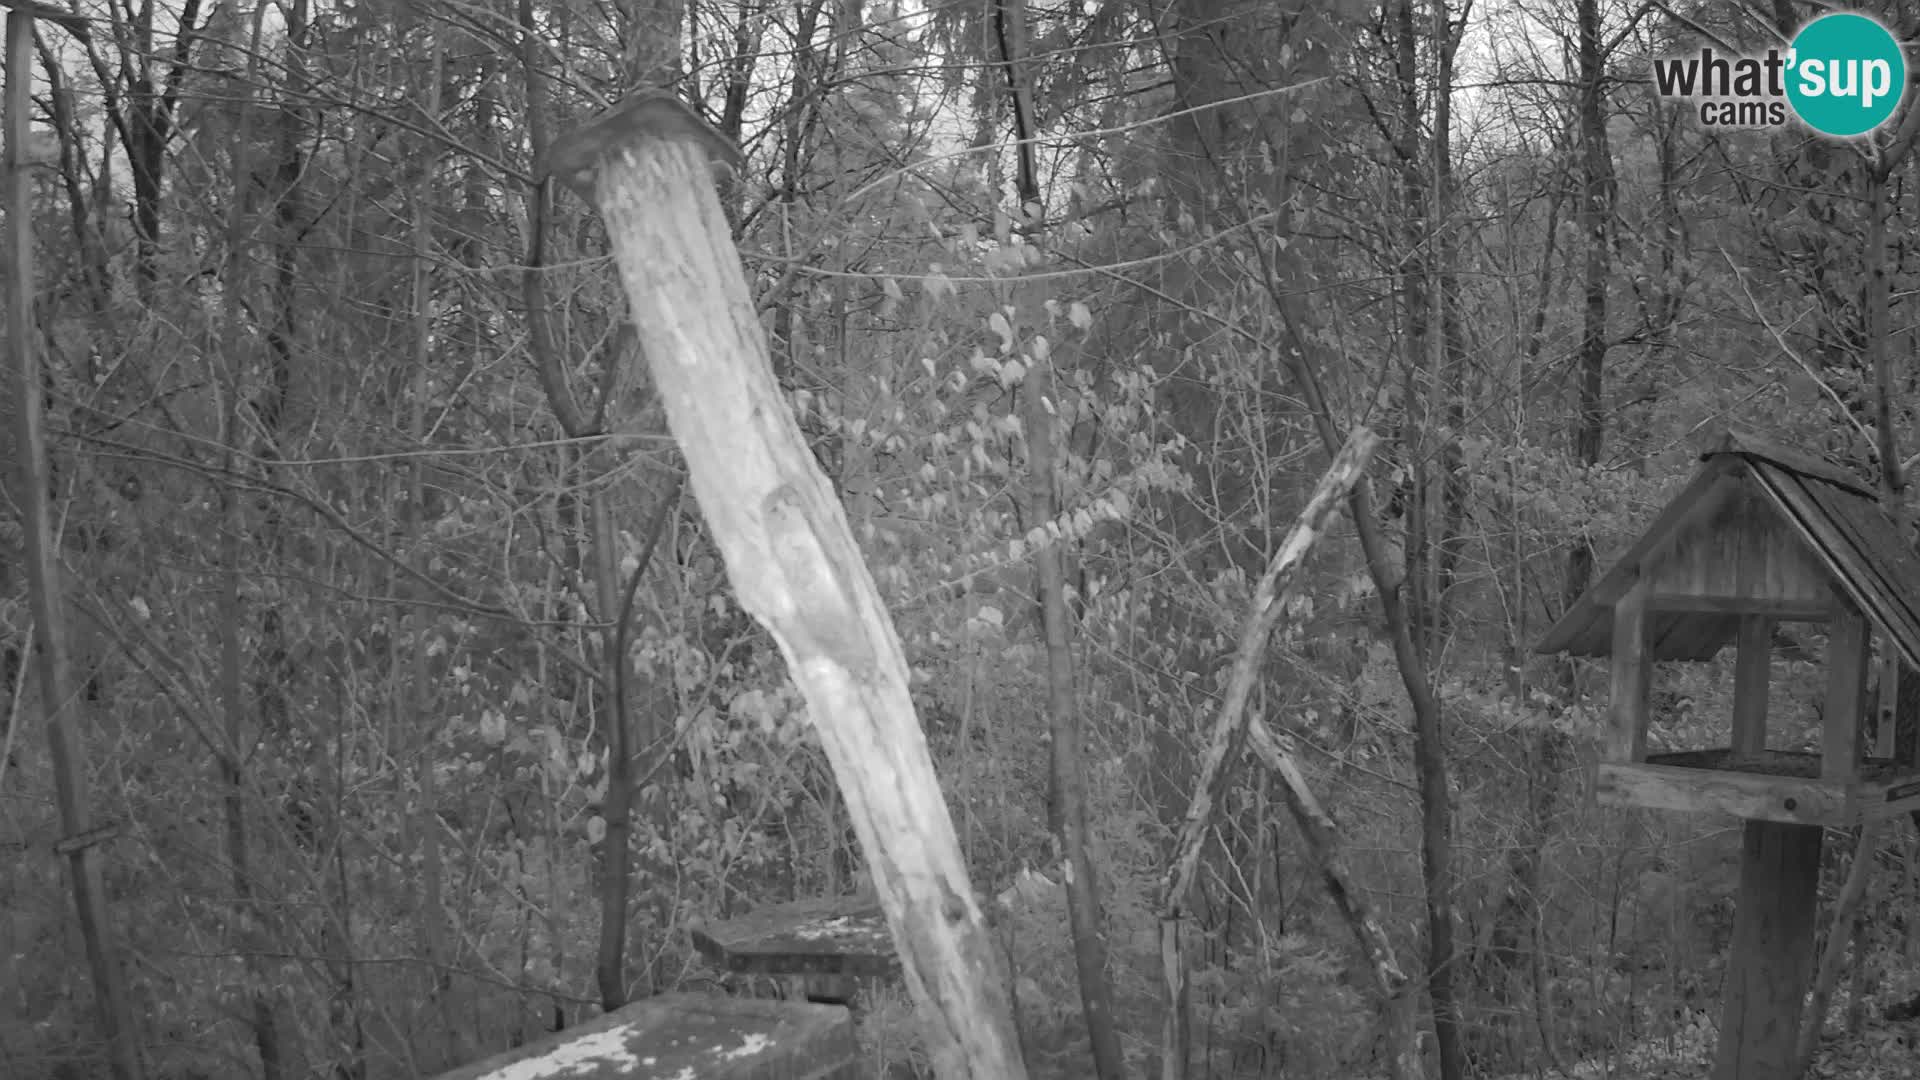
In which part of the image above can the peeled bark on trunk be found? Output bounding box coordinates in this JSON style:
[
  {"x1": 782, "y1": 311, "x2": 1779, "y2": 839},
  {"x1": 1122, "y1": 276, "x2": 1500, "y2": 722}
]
[{"x1": 547, "y1": 94, "x2": 1025, "y2": 1079}]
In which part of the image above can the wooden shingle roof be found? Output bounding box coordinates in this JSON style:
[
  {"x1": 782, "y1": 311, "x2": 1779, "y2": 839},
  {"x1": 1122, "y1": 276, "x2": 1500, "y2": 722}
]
[{"x1": 1535, "y1": 429, "x2": 1920, "y2": 669}]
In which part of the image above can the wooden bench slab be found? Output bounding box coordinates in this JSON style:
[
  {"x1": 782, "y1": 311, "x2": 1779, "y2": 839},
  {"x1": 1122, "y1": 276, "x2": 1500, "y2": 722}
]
[
  {"x1": 430, "y1": 993, "x2": 856, "y2": 1080},
  {"x1": 691, "y1": 898, "x2": 899, "y2": 979}
]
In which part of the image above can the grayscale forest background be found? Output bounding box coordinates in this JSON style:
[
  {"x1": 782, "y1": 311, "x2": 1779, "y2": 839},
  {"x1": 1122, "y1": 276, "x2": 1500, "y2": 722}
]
[{"x1": 1, "y1": 0, "x2": 1917, "y2": 1077}]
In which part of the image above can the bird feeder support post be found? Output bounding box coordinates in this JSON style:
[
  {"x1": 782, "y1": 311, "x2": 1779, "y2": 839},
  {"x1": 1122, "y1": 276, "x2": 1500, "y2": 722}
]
[
  {"x1": 1713, "y1": 603, "x2": 1867, "y2": 1080},
  {"x1": 1712, "y1": 820, "x2": 1823, "y2": 1080},
  {"x1": 1608, "y1": 578, "x2": 1652, "y2": 763},
  {"x1": 1821, "y1": 608, "x2": 1868, "y2": 784}
]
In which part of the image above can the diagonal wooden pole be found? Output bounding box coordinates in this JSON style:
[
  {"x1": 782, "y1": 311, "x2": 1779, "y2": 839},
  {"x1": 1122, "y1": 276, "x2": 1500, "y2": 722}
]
[
  {"x1": 546, "y1": 93, "x2": 1026, "y2": 1079},
  {"x1": 1152, "y1": 427, "x2": 1409, "y2": 1080}
]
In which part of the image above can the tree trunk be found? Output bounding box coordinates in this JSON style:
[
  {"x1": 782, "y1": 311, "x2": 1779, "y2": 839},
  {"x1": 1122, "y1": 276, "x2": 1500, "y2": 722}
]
[
  {"x1": 1390, "y1": 0, "x2": 1432, "y2": 664},
  {"x1": 1267, "y1": 309, "x2": 1457, "y2": 1080},
  {"x1": 1382, "y1": 13, "x2": 1464, "y2": 1066},
  {"x1": 548, "y1": 93, "x2": 1026, "y2": 1079},
  {"x1": 406, "y1": 26, "x2": 459, "y2": 1067},
  {"x1": 215, "y1": 5, "x2": 288, "y2": 1069},
  {"x1": 5, "y1": 14, "x2": 145, "y2": 1079},
  {"x1": 1024, "y1": 338, "x2": 1127, "y2": 1080},
  {"x1": 994, "y1": 2, "x2": 1126, "y2": 1074},
  {"x1": 518, "y1": 1, "x2": 637, "y2": 1012},
  {"x1": 1428, "y1": 0, "x2": 1469, "y2": 647}
]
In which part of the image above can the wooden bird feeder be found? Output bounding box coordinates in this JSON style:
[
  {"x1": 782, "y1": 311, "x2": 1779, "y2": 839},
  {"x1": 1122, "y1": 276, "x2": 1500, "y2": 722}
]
[
  {"x1": 1537, "y1": 428, "x2": 1920, "y2": 1080},
  {"x1": 1538, "y1": 429, "x2": 1920, "y2": 821}
]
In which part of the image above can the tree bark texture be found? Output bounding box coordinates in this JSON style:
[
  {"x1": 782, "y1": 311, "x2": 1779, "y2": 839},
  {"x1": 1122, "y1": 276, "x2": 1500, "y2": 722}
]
[{"x1": 550, "y1": 95, "x2": 1026, "y2": 1079}]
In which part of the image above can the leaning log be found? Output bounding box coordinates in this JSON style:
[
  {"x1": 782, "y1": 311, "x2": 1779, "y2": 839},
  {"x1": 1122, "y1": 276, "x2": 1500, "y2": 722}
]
[{"x1": 545, "y1": 93, "x2": 1026, "y2": 1079}]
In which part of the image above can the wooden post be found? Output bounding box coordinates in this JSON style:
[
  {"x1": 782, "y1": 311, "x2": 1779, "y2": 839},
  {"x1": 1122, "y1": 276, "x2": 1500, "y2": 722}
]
[
  {"x1": 545, "y1": 93, "x2": 1025, "y2": 1079},
  {"x1": 1731, "y1": 615, "x2": 1771, "y2": 755},
  {"x1": 1712, "y1": 821, "x2": 1823, "y2": 1080},
  {"x1": 1608, "y1": 578, "x2": 1651, "y2": 762},
  {"x1": 1821, "y1": 608, "x2": 1867, "y2": 782},
  {"x1": 1871, "y1": 659, "x2": 1896, "y2": 760}
]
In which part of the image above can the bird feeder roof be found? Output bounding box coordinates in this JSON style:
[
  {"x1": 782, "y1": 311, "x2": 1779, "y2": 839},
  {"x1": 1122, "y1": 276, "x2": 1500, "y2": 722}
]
[{"x1": 1535, "y1": 428, "x2": 1920, "y2": 668}]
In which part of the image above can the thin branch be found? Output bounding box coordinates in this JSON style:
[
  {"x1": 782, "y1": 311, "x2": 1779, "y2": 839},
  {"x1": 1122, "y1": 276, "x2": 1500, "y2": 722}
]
[{"x1": 1718, "y1": 245, "x2": 1877, "y2": 452}]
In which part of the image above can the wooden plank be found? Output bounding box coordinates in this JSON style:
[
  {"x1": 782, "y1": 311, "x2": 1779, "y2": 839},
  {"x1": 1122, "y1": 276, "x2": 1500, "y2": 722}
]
[
  {"x1": 429, "y1": 994, "x2": 856, "y2": 1080},
  {"x1": 1868, "y1": 777, "x2": 1920, "y2": 821},
  {"x1": 1650, "y1": 609, "x2": 1733, "y2": 662},
  {"x1": 1755, "y1": 468, "x2": 1920, "y2": 672},
  {"x1": 1595, "y1": 763, "x2": 1848, "y2": 825},
  {"x1": 1647, "y1": 610, "x2": 1697, "y2": 659},
  {"x1": 692, "y1": 898, "x2": 898, "y2": 1004},
  {"x1": 1702, "y1": 428, "x2": 1873, "y2": 495},
  {"x1": 1644, "y1": 480, "x2": 1832, "y2": 609},
  {"x1": 1731, "y1": 616, "x2": 1772, "y2": 755},
  {"x1": 1896, "y1": 664, "x2": 1920, "y2": 768},
  {"x1": 1816, "y1": 490, "x2": 1920, "y2": 672},
  {"x1": 1608, "y1": 578, "x2": 1652, "y2": 763},
  {"x1": 1743, "y1": 487, "x2": 1828, "y2": 606},
  {"x1": 693, "y1": 902, "x2": 896, "y2": 976},
  {"x1": 1873, "y1": 659, "x2": 1897, "y2": 760},
  {"x1": 1646, "y1": 596, "x2": 1833, "y2": 619},
  {"x1": 1821, "y1": 608, "x2": 1867, "y2": 782},
  {"x1": 1712, "y1": 821, "x2": 1823, "y2": 1080},
  {"x1": 0, "y1": 1, "x2": 91, "y2": 39},
  {"x1": 1535, "y1": 456, "x2": 1743, "y2": 658}
]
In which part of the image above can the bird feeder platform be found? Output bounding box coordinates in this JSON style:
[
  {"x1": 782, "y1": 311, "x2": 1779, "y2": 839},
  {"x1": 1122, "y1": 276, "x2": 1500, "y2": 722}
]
[
  {"x1": 428, "y1": 993, "x2": 856, "y2": 1080},
  {"x1": 692, "y1": 897, "x2": 897, "y2": 1005},
  {"x1": 1606, "y1": 748, "x2": 1920, "y2": 826}
]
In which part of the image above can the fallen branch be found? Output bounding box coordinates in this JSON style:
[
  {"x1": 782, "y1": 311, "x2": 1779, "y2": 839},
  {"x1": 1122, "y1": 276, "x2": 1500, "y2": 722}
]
[{"x1": 1154, "y1": 427, "x2": 1414, "y2": 1079}]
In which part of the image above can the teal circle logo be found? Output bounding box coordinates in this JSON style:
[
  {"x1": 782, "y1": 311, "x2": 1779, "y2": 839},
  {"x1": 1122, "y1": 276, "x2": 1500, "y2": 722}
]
[{"x1": 1787, "y1": 14, "x2": 1907, "y2": 137}]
